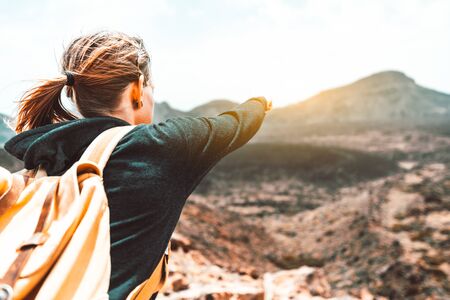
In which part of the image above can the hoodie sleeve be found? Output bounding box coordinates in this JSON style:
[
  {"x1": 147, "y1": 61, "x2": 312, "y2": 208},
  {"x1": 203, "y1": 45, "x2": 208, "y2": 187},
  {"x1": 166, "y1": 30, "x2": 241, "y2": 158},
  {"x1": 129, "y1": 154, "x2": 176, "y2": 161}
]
[{"x1": 162, "y1": 97, "x2": 267, "y2": 193}]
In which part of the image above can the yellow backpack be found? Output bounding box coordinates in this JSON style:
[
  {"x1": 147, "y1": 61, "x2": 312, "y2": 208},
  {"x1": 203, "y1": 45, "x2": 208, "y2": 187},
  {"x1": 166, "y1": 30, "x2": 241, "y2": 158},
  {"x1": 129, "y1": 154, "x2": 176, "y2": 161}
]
[{"x1": 0, "y1": 125, "x2": 171, "y2": 300}]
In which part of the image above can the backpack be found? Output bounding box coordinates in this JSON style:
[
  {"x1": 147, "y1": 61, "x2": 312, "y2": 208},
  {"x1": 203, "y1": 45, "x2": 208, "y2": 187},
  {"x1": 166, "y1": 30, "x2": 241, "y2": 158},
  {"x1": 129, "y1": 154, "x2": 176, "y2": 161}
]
[{"x1": 0, "y1": 125, "x2": 171, "y2": 300}]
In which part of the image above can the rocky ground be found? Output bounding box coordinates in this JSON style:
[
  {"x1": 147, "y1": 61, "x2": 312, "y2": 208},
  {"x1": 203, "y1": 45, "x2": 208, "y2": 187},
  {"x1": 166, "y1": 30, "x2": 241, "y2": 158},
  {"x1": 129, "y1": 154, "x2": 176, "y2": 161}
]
[{"x1": 158, "y1": 130, "x2": 449, "y2": 300}]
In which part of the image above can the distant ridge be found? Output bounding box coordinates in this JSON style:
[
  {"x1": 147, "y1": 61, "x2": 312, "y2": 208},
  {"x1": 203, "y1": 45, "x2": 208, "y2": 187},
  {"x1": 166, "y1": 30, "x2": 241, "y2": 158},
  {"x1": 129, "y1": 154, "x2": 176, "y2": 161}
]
[
  {"x1": 187, "y1": 99, "x2": 239, "y2": 117},
  {"x1": 152, "y1": 70, "x2": 449, "y2": 127},
  {"x1": 152, "y1": 99, "x2": 238, "y2": 123},
  {"x1": 153, "y1": 101, "x2": 188, "y2": 123},
  {"x1": 0, "y1": 113, "x2": 15, "y2": 145},
  {"x1": 265, "y1": 70, "x2": 450, "y2": 126}
]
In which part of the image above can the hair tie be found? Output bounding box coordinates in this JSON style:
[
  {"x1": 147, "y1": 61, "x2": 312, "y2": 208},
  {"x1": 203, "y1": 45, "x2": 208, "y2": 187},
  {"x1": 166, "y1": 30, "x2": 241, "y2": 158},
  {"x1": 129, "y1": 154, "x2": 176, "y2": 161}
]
[{"x1": 64, "y1": 71, "x2": 75, "y2": 86}]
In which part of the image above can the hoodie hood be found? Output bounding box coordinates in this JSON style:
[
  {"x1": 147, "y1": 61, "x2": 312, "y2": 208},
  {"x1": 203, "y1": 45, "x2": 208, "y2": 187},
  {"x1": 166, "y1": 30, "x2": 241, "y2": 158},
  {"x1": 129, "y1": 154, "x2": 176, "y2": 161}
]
[{"x1": 4, "y1": 116, "x2": 131, "y2": 175}]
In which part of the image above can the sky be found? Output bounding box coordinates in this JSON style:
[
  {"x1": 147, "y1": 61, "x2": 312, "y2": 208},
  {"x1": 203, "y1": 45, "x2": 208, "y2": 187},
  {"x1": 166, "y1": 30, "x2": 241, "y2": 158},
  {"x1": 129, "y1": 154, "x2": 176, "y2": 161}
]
[{"x1": 0, "y1": 0, "x2": 449, "y2": 115}]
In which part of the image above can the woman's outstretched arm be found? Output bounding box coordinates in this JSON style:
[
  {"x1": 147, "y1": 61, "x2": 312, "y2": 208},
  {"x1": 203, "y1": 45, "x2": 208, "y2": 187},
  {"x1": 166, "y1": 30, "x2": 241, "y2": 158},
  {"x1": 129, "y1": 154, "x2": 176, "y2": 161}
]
[
  {"x1": 162, "y1": 97, "x2": 268, "y2": 191},
  {"x1": 136, "y1": 96, "x2": 269, "y2": 194},
  {"x1": 187, "y1": 97, "x2": 267, "y2": 163}
]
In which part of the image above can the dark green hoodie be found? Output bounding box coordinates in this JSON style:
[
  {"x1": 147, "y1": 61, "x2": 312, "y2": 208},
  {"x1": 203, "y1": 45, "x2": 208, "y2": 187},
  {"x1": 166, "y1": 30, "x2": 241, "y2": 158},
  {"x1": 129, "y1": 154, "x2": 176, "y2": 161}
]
[{"x1": 4, "y1": 97, "x2": 267, "y2": 299}]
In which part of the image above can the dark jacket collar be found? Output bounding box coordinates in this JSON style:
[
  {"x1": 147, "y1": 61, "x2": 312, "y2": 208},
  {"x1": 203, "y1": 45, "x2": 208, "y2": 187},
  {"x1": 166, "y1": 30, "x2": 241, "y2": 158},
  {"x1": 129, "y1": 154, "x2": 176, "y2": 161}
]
[{"x1": 4, "y1": 116, "x2": 131, "y2": 175}]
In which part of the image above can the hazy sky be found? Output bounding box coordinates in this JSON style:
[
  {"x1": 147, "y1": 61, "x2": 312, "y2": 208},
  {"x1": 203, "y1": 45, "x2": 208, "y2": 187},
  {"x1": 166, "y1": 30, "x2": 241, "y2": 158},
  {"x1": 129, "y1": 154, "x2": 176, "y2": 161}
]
[{"x1": 0, "y1": 0, "x2": 449, "y2": 115}]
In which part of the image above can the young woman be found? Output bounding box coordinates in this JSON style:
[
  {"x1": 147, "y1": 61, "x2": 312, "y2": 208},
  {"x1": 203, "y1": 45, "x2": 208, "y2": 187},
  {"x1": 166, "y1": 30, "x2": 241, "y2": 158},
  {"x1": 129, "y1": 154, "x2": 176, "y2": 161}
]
[{"x1": 4, "y1": 30, "x2": 271, "y2": 299}]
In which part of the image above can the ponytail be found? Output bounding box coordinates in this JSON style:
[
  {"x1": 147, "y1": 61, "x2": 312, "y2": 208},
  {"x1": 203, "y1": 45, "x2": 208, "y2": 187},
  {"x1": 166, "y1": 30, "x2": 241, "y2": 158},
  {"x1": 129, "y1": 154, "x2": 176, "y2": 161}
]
[
  {"x1": 12, "y1": 30, "x2": 152, "y2": 133},
  {"x1": 14, "y1": 76, "x2": 79, "y2": 133}
]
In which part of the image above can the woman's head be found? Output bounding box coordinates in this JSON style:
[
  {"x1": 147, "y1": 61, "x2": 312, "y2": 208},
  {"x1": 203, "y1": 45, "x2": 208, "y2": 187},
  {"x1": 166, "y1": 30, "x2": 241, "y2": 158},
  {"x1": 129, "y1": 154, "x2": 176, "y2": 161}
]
[{"x1": 14, "y1": 30, "x2": 154, "y2": 133}]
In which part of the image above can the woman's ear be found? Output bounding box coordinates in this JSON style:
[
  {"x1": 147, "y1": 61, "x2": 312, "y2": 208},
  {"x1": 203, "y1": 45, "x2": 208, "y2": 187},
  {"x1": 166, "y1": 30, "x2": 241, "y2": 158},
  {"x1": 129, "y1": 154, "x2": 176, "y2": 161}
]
[
  {"x1": 130, "y1": 74, "x2": 145, "y2": 109},
  {"x1": 132, "y1": 74, "x2": 144, "y2": 97}
]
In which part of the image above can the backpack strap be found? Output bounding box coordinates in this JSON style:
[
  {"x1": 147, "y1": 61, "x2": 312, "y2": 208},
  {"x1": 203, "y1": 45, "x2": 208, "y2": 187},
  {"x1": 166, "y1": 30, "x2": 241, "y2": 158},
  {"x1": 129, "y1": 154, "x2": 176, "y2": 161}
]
[
  {"x1": 25, "y1": 125, "x2": 137, "y2": 181},
  {"x1": 81, "y1": 124, "x2": 172, "y2": 297},
  {"x1": 79, "y1": 125, "x2": 137, "y2": 175},
  {"x1": 0, "y1": 179, "x2": 58, "y2": 297},
  {"x1": 21, "y1": 163, "x2": 50, "y2": 181},
  {"x1": 127, "y1": 241, "x2": 171, "y2": 300}
]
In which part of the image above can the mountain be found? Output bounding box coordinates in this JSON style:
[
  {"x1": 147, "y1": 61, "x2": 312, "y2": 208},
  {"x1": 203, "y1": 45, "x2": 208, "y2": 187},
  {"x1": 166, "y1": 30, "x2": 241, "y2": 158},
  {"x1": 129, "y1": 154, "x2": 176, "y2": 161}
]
[
  {"x1": 0, "y1": 114, "x2": 24, "y2": 171},
  {"x1": 245, "y1": 70, "x2": 450, "y2": 141},
  {"x1": 187, "y1": 99, "x2": 239, "y2": 117},
  {"x1": 152, "y1": 101, "x2": 189, "y2": 123},
  {"x1": 0, "y1": 113, "x2": 16, "y2": 145},
  {"x1": 153, "y1": 99, "x2": 239, "y2": 123},
  {"x1": 267, "y1": 70, "x2": 450, "y2": 126}
]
